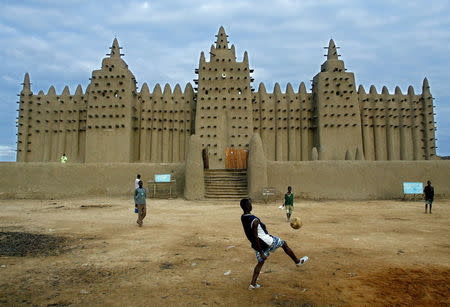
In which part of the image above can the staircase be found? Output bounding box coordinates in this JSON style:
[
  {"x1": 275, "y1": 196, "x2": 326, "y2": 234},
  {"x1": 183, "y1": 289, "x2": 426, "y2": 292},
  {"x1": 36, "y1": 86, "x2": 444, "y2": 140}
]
[{"x1": 204, "y1": 169, "x2": 248, "y2": 199}]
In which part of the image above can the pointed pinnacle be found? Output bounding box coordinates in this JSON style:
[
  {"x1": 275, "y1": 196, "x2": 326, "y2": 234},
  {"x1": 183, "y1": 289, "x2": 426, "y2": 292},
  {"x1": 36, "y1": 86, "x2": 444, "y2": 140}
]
[
  {"x1": 422, "y1": 77, "x2": 431, "y2": 95},
  {"x1": 110, "y1": 38, "x2": 122, "y2": 58},
  {"x1": 22, "y1": 72, "x2": 31, "y2": 91},
  {"x1": 215, "y1": 26, "x2": 229, "y2": 49},
  {"x1": 327, "y1": 39, "x2": 338, "y2": 60}
]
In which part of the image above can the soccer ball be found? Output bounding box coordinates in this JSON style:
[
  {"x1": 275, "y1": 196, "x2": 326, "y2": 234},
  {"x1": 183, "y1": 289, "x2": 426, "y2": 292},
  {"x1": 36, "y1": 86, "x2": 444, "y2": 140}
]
[{"x1": 290, "y1": 217, "x2": 303, "y2": 230}]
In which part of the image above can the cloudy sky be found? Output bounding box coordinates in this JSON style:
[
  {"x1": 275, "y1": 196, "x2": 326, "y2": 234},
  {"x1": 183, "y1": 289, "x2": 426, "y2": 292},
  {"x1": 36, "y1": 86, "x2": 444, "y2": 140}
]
[{"x1": 1, "y1": 0, "x2": 449, "y2": 161}]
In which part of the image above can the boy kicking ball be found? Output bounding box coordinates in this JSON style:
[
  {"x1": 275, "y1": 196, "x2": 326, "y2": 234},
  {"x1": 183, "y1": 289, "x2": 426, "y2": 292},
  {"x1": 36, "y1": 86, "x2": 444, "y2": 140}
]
[{"x1": 240, "y1": 198, "x2": 309, "y2": 290}]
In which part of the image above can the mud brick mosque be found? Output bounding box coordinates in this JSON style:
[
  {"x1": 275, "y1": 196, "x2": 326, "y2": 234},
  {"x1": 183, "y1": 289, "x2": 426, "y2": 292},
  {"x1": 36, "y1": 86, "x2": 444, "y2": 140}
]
[{"x1": 16, "y1": 27, "x2": 437, "y2": 168}]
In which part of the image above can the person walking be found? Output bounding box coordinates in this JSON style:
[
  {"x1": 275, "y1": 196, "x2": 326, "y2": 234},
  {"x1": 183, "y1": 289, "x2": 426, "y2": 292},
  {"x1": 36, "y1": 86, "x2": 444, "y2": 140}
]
[
  {"x1": 240, "y1": 198, "x2": 309, "y2": 290},
  {"x1": 134, "y1": 180, "x2": 147, "y2": 226},
  {"x1": 423, "y1": 180, "x2": 434, "y2": 214}
]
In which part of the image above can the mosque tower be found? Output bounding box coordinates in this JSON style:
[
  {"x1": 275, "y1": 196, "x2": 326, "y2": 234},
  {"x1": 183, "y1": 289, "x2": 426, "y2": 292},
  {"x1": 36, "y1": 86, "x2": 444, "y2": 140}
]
[
  {"x1": 195, "y1": 27, "x2": 254, "y2": 168},
  {"x1": 312, "y1": 39, "x2": 363, "y2": 160},
  {"x1": 84, "y1": 38, "x2": 139, "y2": 162}
]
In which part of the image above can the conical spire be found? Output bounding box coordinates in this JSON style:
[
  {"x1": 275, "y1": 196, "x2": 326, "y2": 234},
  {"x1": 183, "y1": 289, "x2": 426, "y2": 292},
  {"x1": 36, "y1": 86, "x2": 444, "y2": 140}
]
[
  {"x1": 62, "y1": 85, "x2": 70, "y2": 96},
  {"x1": 184, "y1": 83, "x2": 194, "y2": 95},
  {"x1": 109, "y1": 38, "x2": 122, "y2": 58},
  {"x1": 258, "y1": 82, "x2": 267, "y2": 93},
  {"x1": 407, "y1": 85, "x2": 415, "y2": 96},
  {"x1": 286, "y1": 83, "x2": 294, "y2": 94},
  {"x1": 152, "y1": 83, "x2": 162, "y2": 96},
  {"x1": 173, "y1": 84, "x2": 182, "y2": 96},
  {"x1": 140, "y1": 82, "x2": 150, "y2": 95},
  {"x1": 75, "y1": 85, "x2": 83, "y2": 96},
  {"x1": 22, "y1": 73, "x2": 31, "y2": 91},
  {"x1": 327, "y1": 39, "x2": 339, "y2": 60},
  {"x1": 199, "y1": 51, "x2": 205, "y2": 64},
  {"x1": 357, "y1": 85, "x2": 366, "y2": 94},
  {"x1": 299, "y1": 82, "x2": 307, "y2": 94},
  {"x1": 422, "y1": 77, "x2": 430, "y2": 95},
  {"x1": 394, "y1": 86, "x2": 402, "y2": 95},
  {"x1": 163, "y1": 83, "x2": 172, "y2": 97},
  {"x1": 47, "y1": 85, "x2": 56, "y2": 96},
  {"x1": 243, "y1": 51, "x2": 249, "y2": 63},
  {"x1": 215, "y1": 26, "x2": 229, "y2": 49},
  {"x1": 273, "y1": 83, "x2": 282, "y2": 94}
]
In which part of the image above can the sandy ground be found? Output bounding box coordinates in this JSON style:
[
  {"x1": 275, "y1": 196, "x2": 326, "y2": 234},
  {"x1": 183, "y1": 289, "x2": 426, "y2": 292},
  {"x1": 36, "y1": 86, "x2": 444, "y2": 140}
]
[{"x1": 0, "y1": 197, "x2": 449, "y2": 307}]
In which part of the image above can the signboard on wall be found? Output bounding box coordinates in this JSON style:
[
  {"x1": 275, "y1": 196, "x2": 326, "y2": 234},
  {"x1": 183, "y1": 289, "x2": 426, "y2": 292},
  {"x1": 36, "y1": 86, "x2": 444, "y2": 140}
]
[
  {"x1": 403, "y1": 182, "x2": 423, "y2": 194},
  {"x1": 154, "y1": 174, "x2": 171, "y2": 183}
]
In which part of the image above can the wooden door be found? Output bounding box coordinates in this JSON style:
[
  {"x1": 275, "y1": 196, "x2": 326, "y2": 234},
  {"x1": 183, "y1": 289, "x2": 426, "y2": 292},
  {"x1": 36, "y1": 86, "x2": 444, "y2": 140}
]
[{"x1": 225, "y1": 148, "x2": 248, "y2": 169}]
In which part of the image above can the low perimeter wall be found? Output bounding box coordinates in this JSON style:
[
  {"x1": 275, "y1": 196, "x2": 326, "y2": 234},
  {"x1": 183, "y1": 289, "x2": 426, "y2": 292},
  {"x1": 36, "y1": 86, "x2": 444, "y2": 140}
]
[
  {"x1": 1, "y1": 161, "x2": 449, "y2": 200},
  {"x1": 0, "y1": 162, "x2": 185, "y2": 199},
  {"x1": 267, "y1": 160, "x2": 450, "y2": 200}
]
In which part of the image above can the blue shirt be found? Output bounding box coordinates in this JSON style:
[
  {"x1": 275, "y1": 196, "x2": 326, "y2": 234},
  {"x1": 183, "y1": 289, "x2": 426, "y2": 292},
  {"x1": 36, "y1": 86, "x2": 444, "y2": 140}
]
[{"x1": 134, "y1": 187, "x2": 147, "y2": 205}]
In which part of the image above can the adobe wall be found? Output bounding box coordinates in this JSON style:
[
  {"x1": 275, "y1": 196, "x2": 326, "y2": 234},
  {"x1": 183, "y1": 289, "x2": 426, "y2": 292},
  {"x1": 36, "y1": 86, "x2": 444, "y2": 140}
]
[
  {"x1": 0, "y1": 162, "x2": 184, "y2": 199},
  {"x1": 252, "y1": 82, "x2": 314, "y2": 161},
  {"x1": 266, "y1": 160, "x2": 450, "y2": 200}
]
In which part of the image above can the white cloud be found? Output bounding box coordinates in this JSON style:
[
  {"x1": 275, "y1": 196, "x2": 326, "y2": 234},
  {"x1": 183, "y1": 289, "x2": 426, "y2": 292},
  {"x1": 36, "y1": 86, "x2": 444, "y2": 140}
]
[{"x1": 0, "y1": 145, "x2": 16, "y2": 161}]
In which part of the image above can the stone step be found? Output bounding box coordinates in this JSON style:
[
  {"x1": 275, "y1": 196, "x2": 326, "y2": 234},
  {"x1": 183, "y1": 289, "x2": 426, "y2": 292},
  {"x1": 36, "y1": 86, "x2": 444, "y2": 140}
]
[
  {"x1": 204, "y1": 169, "x2": 247, "y2": 199},
  {"x1": 205, "y1": 174, "x2": 246, "y2": 177},
  {"x1": 205, "y1": 194, "x2": 249, "y2": 199},
  {"x1": 204, "y1": 180, "x2": 247, "y2": 184},
  {"x1": 205, "y1": 169, "x2": 247, "y2": 172},
  {"x1": 205, "y1": 186, "x2": 247, "y2": 192},
  {"x1": 205, "y1": 176, "x2": 246, "y2": 179},
  {"x1": 204, "y1": 182, "x2": 247, "y2": 186},
  {"x1": 205, "y1": 183, "x2": 247, "y2": 186},
  {"x1": 205, "y1": 173, "x2": 247, "y2": 177}
]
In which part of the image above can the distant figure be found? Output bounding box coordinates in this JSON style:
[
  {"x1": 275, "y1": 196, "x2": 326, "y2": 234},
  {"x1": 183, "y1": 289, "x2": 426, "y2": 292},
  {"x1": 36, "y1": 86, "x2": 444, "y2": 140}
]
[
  {"x1": 135, "y1": 174, "x2": 141, "y2": 189},
  {"x1": 423, "y1": 180, "x2": 434, "y2": 214},
  {"x1": 240, "y1": 198, "x2": 308, "y2": 290},
  {"x1": 134, "y1": 180, "x2": 147, "y2": 227},
  {"x1": 284, "y1": 186, "x2": 294, "y2": 221},
  {"x1": 60, "y1": 153, "x2": 68, "y2": 164}
]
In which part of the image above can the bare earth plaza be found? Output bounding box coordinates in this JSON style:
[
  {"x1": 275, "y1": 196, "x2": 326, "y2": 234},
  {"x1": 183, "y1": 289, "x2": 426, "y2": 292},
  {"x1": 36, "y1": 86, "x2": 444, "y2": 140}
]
[{"x1": 1, "y1": 25, "x2": 450, "y2": 306}]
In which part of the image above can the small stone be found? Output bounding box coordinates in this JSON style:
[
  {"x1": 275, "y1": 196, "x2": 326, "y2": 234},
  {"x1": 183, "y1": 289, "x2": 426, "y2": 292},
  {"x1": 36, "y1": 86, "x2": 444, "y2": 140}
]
[
  {"x1": 0, "y1": 265, "x2": 6, "y2": 268},
  {"x1": 80, "y1": 289, "x2": 89, "y2": 294},
  {"x1": 191, "y1": 263, "x2": 197, "y2": 267},
  {"x1": 223, "y1": 270, "x2": 231, "y2": 276}
]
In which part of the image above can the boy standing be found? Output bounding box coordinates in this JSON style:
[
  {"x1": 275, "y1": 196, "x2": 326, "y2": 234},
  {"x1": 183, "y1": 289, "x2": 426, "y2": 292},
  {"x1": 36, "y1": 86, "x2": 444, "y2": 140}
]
[
  {"x1": 284, "y1": 186, "x2": 294, "y2": 221},
  {"x1": 135, "y1": 174, "x2": 141, "y2": 189},
  {"x1": 240, "y1": 198, "x2": 309, "y2": 290},
  {"x1": 60, "y1": 153, "x2": 68, "y2": 164},
  {"x1": 423, "y1": 180, "x2": 434, "y2": 214},
  {"x1": 134, "y1": 180, "x2": 147, "y2": 227}
]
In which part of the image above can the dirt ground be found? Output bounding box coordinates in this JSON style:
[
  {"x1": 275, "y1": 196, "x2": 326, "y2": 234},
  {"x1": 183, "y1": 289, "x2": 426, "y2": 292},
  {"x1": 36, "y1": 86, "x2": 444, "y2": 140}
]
[{"x1": 0, "y1": 197, "x2": 449, "y2": 307}]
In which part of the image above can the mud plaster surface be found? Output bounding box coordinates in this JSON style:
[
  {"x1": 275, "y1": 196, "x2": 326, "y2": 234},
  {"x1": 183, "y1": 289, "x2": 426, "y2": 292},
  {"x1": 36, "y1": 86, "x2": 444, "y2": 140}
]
[{"x1": 0, "y1": 197, "x2": 449, "y2": 306}]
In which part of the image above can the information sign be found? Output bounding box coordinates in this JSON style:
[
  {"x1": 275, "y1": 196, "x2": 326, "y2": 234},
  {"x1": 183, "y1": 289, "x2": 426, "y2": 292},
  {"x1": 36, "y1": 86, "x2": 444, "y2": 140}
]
[
  {"x1": 403, "y1": 182, "x2": 423, "y2": 194},
  {"x1": 155, "y1": 174, "x2": 171, "y2": 183}
]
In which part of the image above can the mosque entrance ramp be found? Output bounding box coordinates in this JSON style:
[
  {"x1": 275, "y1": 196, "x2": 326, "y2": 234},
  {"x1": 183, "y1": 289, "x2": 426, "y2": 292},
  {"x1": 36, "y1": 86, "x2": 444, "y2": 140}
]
[{"x1": 204, "y1": 169, "x2": 248, "y2": 200}]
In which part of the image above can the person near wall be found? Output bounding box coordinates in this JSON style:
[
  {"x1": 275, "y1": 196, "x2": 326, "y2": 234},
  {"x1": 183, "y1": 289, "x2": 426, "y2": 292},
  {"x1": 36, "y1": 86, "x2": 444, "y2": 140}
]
[
  {"x1": 134, "y1": 180, "x2": 147, "y2": 227},
  {"x1": 60, "y1": 153, "x2": 68, "y2": 164},
  {"x1": 423, "y1": 180, "x2": 434, "y2": 214},
  {"x1": 135, "y1": 174, "x2": 141, "y2": 189},
  {"x1": 284, "y1": 186, "x2": 294, "y2": 221}
]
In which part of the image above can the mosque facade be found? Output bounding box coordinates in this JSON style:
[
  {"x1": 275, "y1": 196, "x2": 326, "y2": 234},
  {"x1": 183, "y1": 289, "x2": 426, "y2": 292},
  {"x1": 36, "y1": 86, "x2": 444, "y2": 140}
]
[{"x1": 16, "y1": 27, "x2": 437, "y2": 167}]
